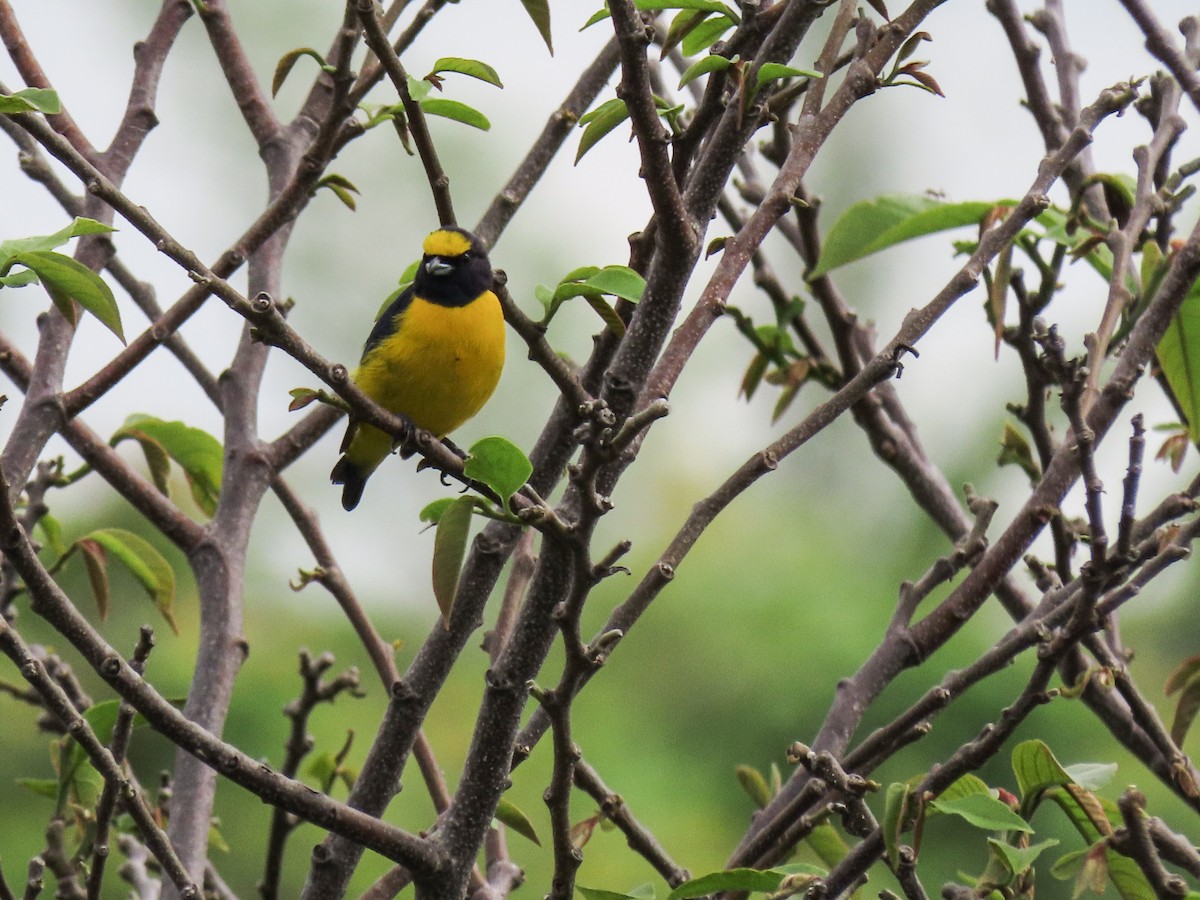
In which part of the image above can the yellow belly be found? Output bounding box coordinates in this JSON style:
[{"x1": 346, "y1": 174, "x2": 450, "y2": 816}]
[{"x1": 344, "y1": 292, "x2": 506, "y2": 473}]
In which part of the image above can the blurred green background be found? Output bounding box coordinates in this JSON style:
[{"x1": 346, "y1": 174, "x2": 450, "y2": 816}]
[{"x1": 3, "y1": 1, "x2": 1200, "y2": 897}]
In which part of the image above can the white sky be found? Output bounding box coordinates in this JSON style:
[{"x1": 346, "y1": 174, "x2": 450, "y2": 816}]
[{"x1": 1, "y1": 0, "x2": 1198, "y2": 606}]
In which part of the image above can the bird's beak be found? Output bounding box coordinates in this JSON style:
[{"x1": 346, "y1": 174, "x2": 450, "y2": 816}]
[{"x1": 425, "y1": 256, "x2": 453, "y2": 277}]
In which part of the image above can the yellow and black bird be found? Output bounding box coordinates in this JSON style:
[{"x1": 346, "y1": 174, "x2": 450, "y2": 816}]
[{"x1": 331, "y1": 226, "x2": 506, "y2": 511}]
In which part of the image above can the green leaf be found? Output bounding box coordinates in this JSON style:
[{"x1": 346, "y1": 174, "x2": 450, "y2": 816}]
[
  {"x1": 681, "y1": 14, "x2": 734, "y2": 56},
  {"x1": 636, "y1": 0, "x2": 738, "y2": 23},
  {"x1": 755, "y1": 62, "x2": 821, "y2": 89},
  {"x1": 272, "y1": 47, "x2": 330, "y2": 97},
  {"x1": 79, "y1": 528, "x2": 178, "y2": 633},
  {"x1": 432, "y1": 496, "x2": 475, "y2": 626},
  {"x1": 209, "y1": 821, "x2": 231, "y2": 854},
  {"x1": 405, "y1": 76, "x2": 433, "y2": 103},
  {"x1": 678, "y1": 53, "x2": 734, "y2": 88},
  {"x1": 494, "y1": 797, "x2": 541, "y2": 845},
  {"x1": 928, "y1": 793, "x2": 1033, "y2": 833},
  {"x1": 881, "y1": 780, "x2": 918, "y2": 866},
  {"x1": 77, "y1": 538, "x2": 110, "y2": 620},
  {"x1": 663, "y1": 9, "x2": 710, "y2": 56},
  {"x1": 586, "y1": 265, "x2": 646, "y2": 302},
  {"x1": 809, "y1": 195, "x2": 1008, "y2": 278},
  {"x1": 576, "y1": 98, "x2": 629, "y2": 163},
  {"x1": 579, "y1": 889, "x2": 646, "y2": 900},
  {"x1": 419, "y1": 497, "x2": 458, "y2": 525},
  {"x1": 3, "y1": 250, "x2": 124, "y2": 342},
  {"x1": 1157, "y1": 280, "x2": 1200, "y2": 441},
  {"x1": 520, "y1": 0, "x2": 553, "y2": 53},
  {"x1": 735, "y1": 764, "x2": 773, "y2": 809},
  {"x1": 16, "y1": 777, "x2": 59, "y2": 799},
  {"x1": 936, "y1": 773, "x2": 992, "y2": 803},
  {"x1": 463, "y1": 436, "x2": 532, "y2": 507},
  {"x1": 420, "y1": 98, "x2": 491, "y2": 131},
  {"x1": 305, "y1": 750, "x2": 338, "y2": 786},
  {"x1": 316, "y1": 174, "x2": 360, "y2": 212},
  {"x1": 430, "y1": 58, "x2": 503, "y2": 88},
  {"x1": 667, "y1": 868, "x2": 786, "y2": 900},
  {"x1": 1011, "y1": 739, "x2": 1074, "y2": 816},
  {"x1": 0, "y1": 87, "x2": 61, "y2": 115},
  {"x1": 112, "y1": 415, "x2": 223, "y2": 516},
  {"x1": 986, "y1": 837, "x2": 1059, "y2": 878},
  {"x1": 998, "y1": 421, "x2": 1041, "y2": 484},
  {"x1": 583, "y1": 293, "x2": 626, "y2": 337},
  {"x1": 0, "y1": 218, "x2": 114, "y2": 259},
  {"x1": 38, "y1": 513, "x2": 67, "y2": 557},
  {"x1": 804, "y1": 822, "x2": 848, "y2": 868},
  {"x1": 580, "y1": 7, "x2": 611, "y2": 30}
]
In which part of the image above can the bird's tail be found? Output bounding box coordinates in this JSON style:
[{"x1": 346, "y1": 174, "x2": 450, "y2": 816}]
[{"x1": 330, "y1": 457, "x2": 368, "y2": 511}]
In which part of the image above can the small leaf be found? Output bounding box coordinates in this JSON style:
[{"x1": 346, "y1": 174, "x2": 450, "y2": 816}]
[
  {"x1": 520, "y1": 0, "x2": 553, "y2": 53},
  {"x1": 16, "y1": 777, "x2": 59, "y2": 799},
  {"x1": 636, "y1": 0, "x2": 738, "y2": 23},
  {"x1": 882, "y1": 780, "x2": 919, "y2": 865},
  {"x1": 585, "y1": 266, "x2": 646, "y2": 303},
  {"x1": 431, "y1": 496, "x2": 475, "y2": 626},
  {"x1": 579, "y1": 889, "x2": 644, "y2": 900},
  {"x1": 420, "y1": 98, "x2": 491, "y2": 131},
  {"x1": 678, "y1": 54, "x2": 734, "y2": 89},
  {"x1": 580, "y1": 7, "x2": 611, "y2": 30},
  {"x1": 38, "y1": 514, "x2": 67, "y2": 557},
  {"x1": 735, "y1": 764, "x2": 773, "y2": 809},
  {"x1": 419, "y1": 497, "x2": 458, "y2": 524},
  {"x1": 804, "y1": 822, "x2": 849, "y2": 868},
  {"x1": 755, "y1": 62, "x2": 822, "y2": 89},
  {"x1": 668, "y1": 868, "x2": 786, "y2": 900},
  {"x1": 583, "y1": 293, "x2": 626, "y2": 337},
  {"x1": 316, "y1": 174, "x2": 360, "y2": 211},
  {"x1": 1166, "y1": 655, "x2": 1200, "y2": 695},
  {"x1": 1157, "y1": 280, "x2": 1200, "y2": 441},
  {"x1": 576, "y1": 98, "x2": 630, "y2": 163},
  {"x1": 429, "y1": 57, "x2": 503, "y2": 88},
  {"x1": 740, "y1": 353, "x2": 769, "y2": 400},
  {"x1": 897, "y1": 31, "x2": 931, "y2": 64},
  {"x1": 997, "y1": 421, "x2": 1041, "y2": 484},
  {"x1": 0, "y1": 217, "x2": 114, "y2": 258},
  {"x1": 463, "y1": 436, "x2": 532, "y2": 507},
  {"x1": 987, "y1": 837, "x2": 1059, "y2": 877},
  {"x1": 112, "y1": 415, "x2": 223, "y2": 516},
  {"x1": 810, "y1": 195, "x2": 1009, "y2": 278},
  {"x1": 571, "y1": 814, "x2": 601, "y2": 850},
  {"x1": 209, "y1": 821, "x2": 231, "y2": 854},
  {"x1": 0, "y1": 87, "x2": 62, "y2": 115},
  {"x1": 662, "y1": 9, "x2": 710, "y2": 56},
  {"x1": 494, "y1": 797, "x2": 541, "y2": 845},
  {"x1": 1169, "y1": 672, "x2": 1200, "y2": 747},
  {"x1": 288, "y1": 387, "x2": 320, "y2": 412},
  {"x1": 681, "y1": 14, "x2": 735, "y2": 56},
  {"x1": 4, "y1": 250, "x2": 124, "y2": 342},
  {"x1": 305, "y1": 750, "x2": 338, "y2": 785},
  {"x1": 77, "y1": 538, "x2": 110, "y2": 620},
  {"x1": 929, "y1": 793, "x2": 1033, "y2": 833},
  {"x1": 1011, "y1": 739, "x2": 1075, "y2": 816},
  {"x1": 81, "y1": 528, "x2": 178, "y2": 633},
  {"x1": 272, "y1": 47, "x2": 330, "y2": 97}
]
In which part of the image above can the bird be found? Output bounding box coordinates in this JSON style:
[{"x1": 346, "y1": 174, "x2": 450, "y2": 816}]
[{"x1": 330, "y1": 226, "x2": 506, "y2": 511}]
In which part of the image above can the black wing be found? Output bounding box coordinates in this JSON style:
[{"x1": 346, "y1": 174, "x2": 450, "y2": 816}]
[{"x1": 361, "y1": 283, "x2": 416, "y2": 360}]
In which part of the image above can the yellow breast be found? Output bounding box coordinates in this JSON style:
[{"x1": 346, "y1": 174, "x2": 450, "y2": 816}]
[{"x1": 353, "y1": 291, "x2": 506, "y2": 439}]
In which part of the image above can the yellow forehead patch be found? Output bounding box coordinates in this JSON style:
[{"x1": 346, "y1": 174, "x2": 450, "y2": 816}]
[{"x1": 423, "y1": 229, "x2": 472, "y2": 257}]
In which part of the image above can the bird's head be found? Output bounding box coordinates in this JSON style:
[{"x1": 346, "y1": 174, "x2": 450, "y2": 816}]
[{"x1": 416, "y1": 227, "x2": 494, "y2": 307}]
